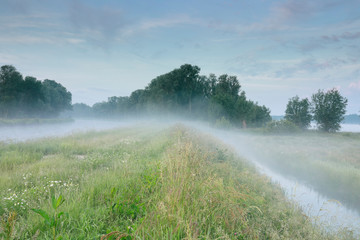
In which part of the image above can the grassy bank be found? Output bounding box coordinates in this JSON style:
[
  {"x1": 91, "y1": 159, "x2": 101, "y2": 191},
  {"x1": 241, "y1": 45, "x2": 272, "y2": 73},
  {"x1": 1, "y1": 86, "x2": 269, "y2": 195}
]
[
  {"x1": 0, "y1": 124, "x2": 356, "y2": 239},
  {"x1": 236, "y1": 130, "x2": 360, "y2": 213}
]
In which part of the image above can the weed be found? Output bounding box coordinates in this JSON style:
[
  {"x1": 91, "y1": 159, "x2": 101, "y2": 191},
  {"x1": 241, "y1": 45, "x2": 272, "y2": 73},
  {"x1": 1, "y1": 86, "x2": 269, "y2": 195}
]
[
  {"x1": 31, "y1": 194, "x2": 67, "y2": 240},
  {"x1": 0, "y1": 211, "x2": 17, "y2": 240}
]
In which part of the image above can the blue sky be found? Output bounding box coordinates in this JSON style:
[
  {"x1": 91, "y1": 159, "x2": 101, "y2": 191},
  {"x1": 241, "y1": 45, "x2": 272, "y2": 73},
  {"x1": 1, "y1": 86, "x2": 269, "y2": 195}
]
[{"x1": 1, "y1": 0, "x2": 359, "y2": 115}]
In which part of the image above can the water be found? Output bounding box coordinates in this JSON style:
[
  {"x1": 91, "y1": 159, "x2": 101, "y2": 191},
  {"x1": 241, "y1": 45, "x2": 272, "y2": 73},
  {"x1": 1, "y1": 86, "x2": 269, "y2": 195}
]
[
  {"x1": 341, "y1": 124, "x2": 360, "y2": 133},
  {"x1": 309, "y1": 123, "x2": 360, "y2": 133}
]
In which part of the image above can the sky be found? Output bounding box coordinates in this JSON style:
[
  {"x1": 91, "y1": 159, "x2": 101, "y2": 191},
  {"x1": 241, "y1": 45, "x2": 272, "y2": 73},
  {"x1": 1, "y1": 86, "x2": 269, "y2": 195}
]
[{"x1": 0, "y1": 0, "x2": 359, "y2": 115}]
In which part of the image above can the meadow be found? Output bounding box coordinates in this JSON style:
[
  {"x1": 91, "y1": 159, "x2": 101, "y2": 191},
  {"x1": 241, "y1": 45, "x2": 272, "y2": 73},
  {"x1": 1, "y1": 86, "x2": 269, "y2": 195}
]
[{"x1": 0, "y1": 124, "x2": 357, "y2": 239}]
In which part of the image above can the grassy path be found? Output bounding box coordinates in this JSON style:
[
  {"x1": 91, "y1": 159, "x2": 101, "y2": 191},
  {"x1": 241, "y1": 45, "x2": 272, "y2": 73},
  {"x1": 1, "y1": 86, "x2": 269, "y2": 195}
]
[{"x1": 0, "y1": 124, "x2": 356, "y2": 239}]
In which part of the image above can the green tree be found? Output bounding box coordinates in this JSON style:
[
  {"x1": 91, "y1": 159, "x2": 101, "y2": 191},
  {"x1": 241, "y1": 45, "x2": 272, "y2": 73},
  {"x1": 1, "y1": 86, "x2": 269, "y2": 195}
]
[
  {"x1": 20, "y1": 76, "x2": 44, "y2": 117},
  {"x1": 0, "y1": 65, "x2": 23, "y2": 117},
  {"x1": 285, "y1": 96, "x2": 312, "y2": 129},
  {"x1": 311, "y1": 89, "x2": 347, "y2": 132},
  {"x1": 42, "y1": 79, "x2": 72, "y2": 117}
]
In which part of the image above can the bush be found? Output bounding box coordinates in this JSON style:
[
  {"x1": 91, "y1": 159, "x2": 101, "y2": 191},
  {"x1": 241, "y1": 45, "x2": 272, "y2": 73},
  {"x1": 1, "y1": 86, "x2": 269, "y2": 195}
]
[
  {"x1": 264, "y1": 120, "x2": 300, "y2": 134},
  {"x1": 214, "y1": 116, "x2": 233, "y2": 129}
]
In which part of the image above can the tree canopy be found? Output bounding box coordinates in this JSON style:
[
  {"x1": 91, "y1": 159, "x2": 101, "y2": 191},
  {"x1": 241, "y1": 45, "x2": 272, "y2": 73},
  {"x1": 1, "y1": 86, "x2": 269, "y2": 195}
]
[
  {"x1": 285, "y1": 96, "x2": 312, "y2": 129},
  {"x1": 90, "y1": 64, "x2": 272, "y2": 127},
  {"x1": 0, "y1": 65, "x2": 72, "y2": 118},
  {"x1": 311, "y1": 89, "x2": 347, "y2": 132}
]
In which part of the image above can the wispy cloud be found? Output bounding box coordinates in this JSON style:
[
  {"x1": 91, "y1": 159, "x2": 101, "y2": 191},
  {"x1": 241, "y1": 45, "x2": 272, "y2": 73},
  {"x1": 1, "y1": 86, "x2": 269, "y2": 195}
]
[
  {"x1": 122, "y1": 15, "x2": 197, "y2": 37},
  {"x1": 322, "y1": 31, "x2": 360, "y2": 42},
  {"x1": 67, "y1": 1, "x2": 127, "y2": 46},
  {"x1": 275, "y1": 57, "x2": 357, "y2": 77}
]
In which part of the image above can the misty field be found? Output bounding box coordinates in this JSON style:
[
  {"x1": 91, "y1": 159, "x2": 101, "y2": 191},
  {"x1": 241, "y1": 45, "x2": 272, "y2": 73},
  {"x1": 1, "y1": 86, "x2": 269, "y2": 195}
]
[
  {"x1": 0, "y1": 124, "x2": 357, "y2": 239},
  {"x1": 237, "y1": 131, "x2": 360, "y2": 213}
]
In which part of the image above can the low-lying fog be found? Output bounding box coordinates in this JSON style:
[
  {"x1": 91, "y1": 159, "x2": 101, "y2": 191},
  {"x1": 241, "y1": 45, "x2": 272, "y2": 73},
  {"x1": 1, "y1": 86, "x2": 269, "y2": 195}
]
[
  {"x1": 0, "y1": 119, "x2": 139, "y2": 142},
  {"x1": 1, "y1": 118, "x2": 359, "y2": 234},
  {"x1": 1, "y1": 119, "x2": 359, "y2": 143}
]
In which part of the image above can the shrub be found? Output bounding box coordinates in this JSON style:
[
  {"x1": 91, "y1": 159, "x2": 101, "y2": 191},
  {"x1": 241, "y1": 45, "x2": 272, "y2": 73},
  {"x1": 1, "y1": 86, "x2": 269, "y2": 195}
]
[
  {"x1": 264, "y1": 120, "x2": 300, "y2": 134},
  {"x1": 214, "y1": 116, "x2": 233, "y2": 129}
]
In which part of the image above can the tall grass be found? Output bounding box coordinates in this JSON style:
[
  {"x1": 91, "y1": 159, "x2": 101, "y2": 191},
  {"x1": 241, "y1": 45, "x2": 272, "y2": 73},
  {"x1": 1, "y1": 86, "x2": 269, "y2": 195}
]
[{"x1": 0, "y1": 124, "x2": 356, "y2": 239}]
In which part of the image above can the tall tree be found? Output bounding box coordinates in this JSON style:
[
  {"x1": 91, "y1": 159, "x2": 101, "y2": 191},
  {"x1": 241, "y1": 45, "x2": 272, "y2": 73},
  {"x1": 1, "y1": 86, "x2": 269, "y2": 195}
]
[
  {"x1": 0, "y1": 65, "x2": 23, "y2": 117},
  {"x1": 42, "y1": 79, "x2": 72, "y2": 117},
  {"x1": 285, "y1": 96, "x2": 312, "y2": 129},
  {"x1": 20, "y1": 76, "x2": 44, "y2": 117},
  {"x1": 311, "y1": 89, "x2": 347, "y2": 132}
]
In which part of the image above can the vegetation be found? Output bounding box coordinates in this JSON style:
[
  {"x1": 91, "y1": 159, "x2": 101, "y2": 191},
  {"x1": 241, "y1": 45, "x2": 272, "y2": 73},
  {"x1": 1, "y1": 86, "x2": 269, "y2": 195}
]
[
  {"x1": 264, "y1": 119, "x2": 300, "y2": 134},
  {"x1": 283, "y1": 89, "x2": 348, "y2": 132},
  {"x1": 75, "y1": 64, "x2": 271, "y2": 127},
  {"x1": 311, "y1": 89, "x2": 348, "y2": 132},
  {"x1": 0, "y1": 125, "x2": 355, "y2": 239},
  {"x1": 0, "y1": 65, "x2": 72, "y2": 118},
  {"x1": 284, "y1": 96, "x2": 312, "y2": 129}
]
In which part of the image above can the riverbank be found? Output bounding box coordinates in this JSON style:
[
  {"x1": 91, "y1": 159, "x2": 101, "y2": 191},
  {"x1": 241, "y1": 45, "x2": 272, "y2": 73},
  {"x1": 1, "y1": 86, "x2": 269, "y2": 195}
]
[{"x1": 0, "y1": 124, "x2": 355, "y2": 239}]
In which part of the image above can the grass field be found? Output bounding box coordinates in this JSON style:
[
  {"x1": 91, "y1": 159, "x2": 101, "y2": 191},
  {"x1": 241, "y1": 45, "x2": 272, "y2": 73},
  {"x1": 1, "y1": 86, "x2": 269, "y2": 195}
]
[{"x1": 0, "y1": 124, "x2": 357, "y2": 239}]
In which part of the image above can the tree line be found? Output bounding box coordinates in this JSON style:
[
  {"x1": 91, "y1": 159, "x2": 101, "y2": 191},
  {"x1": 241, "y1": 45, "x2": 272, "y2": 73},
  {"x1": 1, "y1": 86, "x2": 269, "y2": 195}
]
[
  {"x1": 77, "y1": 64, "x2": 272, "y2": 127},
  {"x1": 0, "y1": 65, "x2": 72, "y2": 118},
  {"x1": 1, "y1": 63, "x2": 350, "y2": 132}
]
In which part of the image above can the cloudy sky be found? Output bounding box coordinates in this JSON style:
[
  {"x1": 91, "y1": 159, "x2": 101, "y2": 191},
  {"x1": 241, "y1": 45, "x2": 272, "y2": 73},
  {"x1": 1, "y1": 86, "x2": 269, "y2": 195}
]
[{"x1": 1, "y1": 0, "x2": 359, "y2": 115}]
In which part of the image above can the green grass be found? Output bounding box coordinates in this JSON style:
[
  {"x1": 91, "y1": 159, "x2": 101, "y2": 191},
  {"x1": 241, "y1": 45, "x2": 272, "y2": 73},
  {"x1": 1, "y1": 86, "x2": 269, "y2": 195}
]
[{"x1": 0, "y1": 124, "x2": 357, "y2": 239}]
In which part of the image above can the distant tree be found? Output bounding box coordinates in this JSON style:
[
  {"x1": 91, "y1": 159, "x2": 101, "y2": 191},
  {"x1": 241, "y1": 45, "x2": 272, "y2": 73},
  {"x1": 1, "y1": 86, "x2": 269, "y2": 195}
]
[
  {"x1": 285, "y1": 96, "x2": 312, "y2": 129},
  {"x1": 175, "y1": 64, "x2": 201, "y2": 113},
  {"x1": 245, "y1": 101, "x2": 272, "y2": 127},
  {"x1": 41, "y1": 79, "x2": 72, "y2": 117},
  {"x1": 209, "y1": 74, "x2": 242, "y2": 123},
  {"x1": 72, "y1": 103, "x2": 93, "y2": 117},
  {"x1": 20, "y1": 76, "x2": 44, "y2": 117},
  {"x1": 0, "y1": 65, "x2": 23, "y2": 117},
  {"x1": 311, "y1": 89, "x2": 347, "y2": 132}
]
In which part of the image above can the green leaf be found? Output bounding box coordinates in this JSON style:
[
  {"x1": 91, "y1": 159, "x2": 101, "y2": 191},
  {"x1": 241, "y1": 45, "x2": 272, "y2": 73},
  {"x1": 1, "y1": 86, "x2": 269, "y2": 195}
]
[
  {"x1": 57, "y1": 211, "x2": 64, "y2": 219},
  {"x1": 52, "y1": 195, "x2": 65, "y2": 210},
  {"x1": 31, "y1": 208, "x2": 52, "y2": 226},
  {"x1": 56, "y1": 195, "x2": 65, "y2": 209},
  {"x1": 51, "y1": 196, "x2": 57, "y2": 210}
]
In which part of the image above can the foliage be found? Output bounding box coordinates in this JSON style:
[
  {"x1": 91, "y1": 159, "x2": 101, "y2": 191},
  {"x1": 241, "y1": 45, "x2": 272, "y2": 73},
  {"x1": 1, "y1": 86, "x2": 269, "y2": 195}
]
[
  {"x1": 285, "y1": 96, "x2": 312, "y2": 129},
  {"x1": 311, "y1": 89, "x2": 347, "y2": 132},
  {"x1": 264, "y1": 119, "x2": 300, "y2": 134},
  {"x1": 31, "y1": 195, "x2": 67, "y2": 240},
  {"x1": 84, "y1": 64, "x2": 272, "y2": 127},
  {"x1": 0, "y1": 211, "x2": 17, "y2": 240},
  {"x1": 214, "y1": 116, "x2": 233, "y2": 129},
  {"x1": 0, "y1": 65, "x2": 72, "y2": 118}
]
